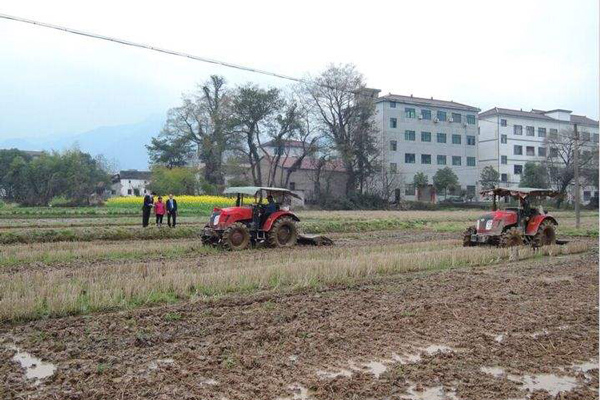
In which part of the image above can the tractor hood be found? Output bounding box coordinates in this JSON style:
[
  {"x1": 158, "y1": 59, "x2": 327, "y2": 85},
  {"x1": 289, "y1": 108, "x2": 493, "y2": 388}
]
[
  {"x1": 476, "y1": 210, "x2": 517, "y2": 233},
  {"x1": 210, "y1": 206, "x2": 253, "y2": 228}
]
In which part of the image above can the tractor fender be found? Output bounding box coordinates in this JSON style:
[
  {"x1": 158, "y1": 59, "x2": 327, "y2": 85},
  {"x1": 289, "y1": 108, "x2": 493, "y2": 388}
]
[
  {"x1": 262, "y1": 211, "x2": 300, "y2": 231},
  {"x1": 525, "y1": 215, "x2": 557, "y2": 236}
]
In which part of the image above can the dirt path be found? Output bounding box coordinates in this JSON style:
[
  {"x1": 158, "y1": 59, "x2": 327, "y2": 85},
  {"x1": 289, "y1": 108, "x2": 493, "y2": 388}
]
[{"x1": 1, "y1": 250, "x2": 598, "y2": 400}]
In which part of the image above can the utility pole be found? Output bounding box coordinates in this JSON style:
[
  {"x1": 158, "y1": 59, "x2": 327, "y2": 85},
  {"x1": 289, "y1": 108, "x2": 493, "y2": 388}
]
[{"x1": 573, "y1": 123, "x2": 580, "y2": 229}]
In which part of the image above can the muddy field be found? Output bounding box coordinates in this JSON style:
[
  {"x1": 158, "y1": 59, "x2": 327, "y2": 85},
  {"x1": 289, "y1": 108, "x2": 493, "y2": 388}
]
[{"x1": 0, "y1": 211, "x2": 598, "y2": 399}]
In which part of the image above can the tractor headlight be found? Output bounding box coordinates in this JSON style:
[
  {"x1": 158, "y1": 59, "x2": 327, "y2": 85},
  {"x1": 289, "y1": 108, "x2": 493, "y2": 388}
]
[
  {"x1": 213, "y1": 214, "x2": 220, "y2": 226},
  {"x1": 485, "y1": 220, "x2": 494, "y2": 230}
]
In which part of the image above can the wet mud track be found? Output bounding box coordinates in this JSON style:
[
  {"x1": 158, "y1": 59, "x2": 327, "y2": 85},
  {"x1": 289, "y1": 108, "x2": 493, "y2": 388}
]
[{"x1": 0, "y1": 248, "x2": 598, "y2": 399}]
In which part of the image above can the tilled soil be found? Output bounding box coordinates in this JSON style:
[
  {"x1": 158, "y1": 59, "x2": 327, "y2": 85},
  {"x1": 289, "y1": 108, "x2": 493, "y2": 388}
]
[{"x1": 0, "y1": 247, "x2": 598, "y2": 400}]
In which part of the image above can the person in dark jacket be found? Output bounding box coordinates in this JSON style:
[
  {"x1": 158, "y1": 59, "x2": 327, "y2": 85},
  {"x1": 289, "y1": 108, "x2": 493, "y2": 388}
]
[
  {"x1": 142, "y1": 192, "x2": 155, "y2": 227},
  {"x1": 166, "y1": 194, "x2": 178, "y2": 227}
]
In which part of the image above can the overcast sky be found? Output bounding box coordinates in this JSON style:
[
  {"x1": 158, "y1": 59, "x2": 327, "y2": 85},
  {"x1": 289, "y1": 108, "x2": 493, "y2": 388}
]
[{"x1": 0, "y1": 0, "x2": 598, "y2": 139}]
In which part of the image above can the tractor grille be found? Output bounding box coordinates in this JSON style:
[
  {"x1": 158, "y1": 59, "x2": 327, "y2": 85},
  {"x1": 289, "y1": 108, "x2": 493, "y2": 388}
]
[{"x1": 476, "y1": 215, "x2": 495, "y2": 232}]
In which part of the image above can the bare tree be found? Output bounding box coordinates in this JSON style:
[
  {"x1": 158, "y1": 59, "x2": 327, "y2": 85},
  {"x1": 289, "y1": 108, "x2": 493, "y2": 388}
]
[
  {"x1": 545, "y1": 128, "x2": 599, "y2": 204},
  {"x1": 303, "y1": 64, "x2": 380, "y2": 195}
]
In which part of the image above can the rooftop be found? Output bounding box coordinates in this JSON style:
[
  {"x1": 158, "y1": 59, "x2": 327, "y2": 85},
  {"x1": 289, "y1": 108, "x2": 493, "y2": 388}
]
[
  {"x1": 479, "y1": 107, "x2": 599, "y2": 126},
  {"x1": 114, "y1": 170, "x2": 152, "y2": 181},
  {"x1": 376, "y1": 93, "x2": 480, "y2": 112}
]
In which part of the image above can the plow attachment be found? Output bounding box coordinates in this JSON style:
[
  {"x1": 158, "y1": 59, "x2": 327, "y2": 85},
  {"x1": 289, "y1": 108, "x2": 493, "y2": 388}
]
[{"x1": 297, "y1": 233, "x2": 334, "y2": 246}]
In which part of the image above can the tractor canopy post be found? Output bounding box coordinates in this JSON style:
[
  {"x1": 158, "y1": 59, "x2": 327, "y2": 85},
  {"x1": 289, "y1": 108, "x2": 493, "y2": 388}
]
[{"x1": 492, "y1": 194, "x2": 497, "y2": 211}]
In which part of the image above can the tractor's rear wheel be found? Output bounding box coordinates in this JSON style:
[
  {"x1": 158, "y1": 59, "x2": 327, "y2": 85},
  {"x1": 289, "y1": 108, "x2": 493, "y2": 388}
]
[
  {"x1": 531, "y1": 220, "x2": 556, "y2": 248},
  {"x1": 462, "y1": 226, "x2": 477, "y2": 247},
  {"x1": 267, "y1": 217, "x2": 298, "y2": 248},
  {"x1": 221, "y1": 222, "x2": 250, "y2": 251},
  {"x1": 500, "y1": 227, "x2": 524, "y2": 247}
]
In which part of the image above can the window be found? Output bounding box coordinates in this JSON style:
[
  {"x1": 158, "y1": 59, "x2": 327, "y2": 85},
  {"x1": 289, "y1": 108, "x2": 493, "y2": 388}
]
[
  {"x1": 452, "y1": 156, "x2": 461, "y2": 166},
  {"x1": 127, "y1": 189, "x2": 132, "y2": 195},
  {"x1": 514, "y1": 165, "x2": 523, "y2": 175},
  {"x1": 289, "y1": 182, "x2": 296, "y2": 190},
  {"x1": 390, "y1": 101, "x2": 396, "y2": 108},
  {"x1": 538, "y1": 128, "x2": 546, "y2": 138},
  {"x1": 549, "y1": 128, "x2": 558, "y2": 138},
  {"x1": 405, "y1": 108, "x2": 416, "y2": 118},
  {"x1": 582, "y1": 131, "x2": 591, "y2": 141},
  {"x1": 538, "y1": 147, "x2": 547, "y2": 157},
  {"x1": 514, "y1": 125, "x2": 523, "y2": 135},
  {"x1": 500, "y1": 119, "x2": 507, "y2": 127},
  {"x1": 421, "y1": 109, "x2": 431, "y2": 120},
  {"x1": 501, "y1": 155, "x2": 507, "y2": 164},
  {"x1": 421, "y1": 131, "x2": 431, "y2": 142},
  {"x1": 143, "y1": 189, "x2": 147, "y2": 194},
  {"x1": 405, "y1": 130, "x2": 416, "y2": 141},
  {"x1": 394, "y1": 188, "x2": 401, "y2": 203},
  {"x1": 584, "y1": 191, "x2": 591, "y2": 201},
  {"x1": 526, "y1": 146, "x2": 535, "y2": 156},
  {"x1": 467, "y1": 115, "x2": 476, "y2": 125},
  {"x1": 526, "y1": 126, "x2": 535, "y2": 136},
  {"x1": 437, "y1": 132, "x2": 447, "y2": 143},
  {"x1": 550, "y1": 147, "x2": 558, "y2": 157},
  {"x1": 390, "y1": 118, "x2": 397, "y2": 128},
  {"x1": 594, "y1": 134, "x2": 599, "y2": 143},
  {"x1": 405, "y1": 153, "x2": 416, "y2": 164},
  {"x1": 405, "y1": 184, "x2": 415, "y2": 196},
  {"x1": 390, "y1": 163, "x2": 398, "y2": 173},
  {"x1": 451, "y1": 113, "x2": 462, "y2": 123},
  {"x1": 467, "y1": 135, "x2": 476, "y2": 145},
  {"x1": 421, "y1": 154, "x2": 431, "y2": 164},
  {"x1": 437, "y1": 155, "x2": 447, "y2": 165},
  {"x1": 501, "y1": 173, "x2": 508, "y2": 182},
  {"x1": 437, "y1": 111, "x2": 447, "y2": 121},
  {"x1": 467, "y1": 185, "x2": 476, "y2": 196},
  {"x1": 501, "y1": 134, "x2": 507, "y2": 144},
  {"x1": 128, "y1": 180, "x2": 131, "y2": 183},
  {"x1": 452, "y1": 134, "x2": 462, "y2": 144},
  {"x1": 467, "y1": 157, "x2": 476, "y2": 166},
  {"x1": 514, "y1": 145, "x2": 523, "y2": 155},
  {"x1": 390, "y1": 140, "x2": 397, "y2": 151}
]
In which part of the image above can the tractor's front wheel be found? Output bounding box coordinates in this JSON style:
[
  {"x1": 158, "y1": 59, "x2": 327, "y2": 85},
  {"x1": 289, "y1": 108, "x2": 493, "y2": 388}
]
[
  {"x1": 267, "y1": 217, "x2": 298, "y2": 248},
  {"x1": 221, "y1": 222, "x2": 250, "y2": 251},
  {"x1": 531, "y1": 220, "x2": 556, "y2": 248},
  {"x1": 462, "y1": 226, "x2": 477, "y2": 247},
  {"x1": 500, "y1": 227, "x2": 524, "y2": 247}
]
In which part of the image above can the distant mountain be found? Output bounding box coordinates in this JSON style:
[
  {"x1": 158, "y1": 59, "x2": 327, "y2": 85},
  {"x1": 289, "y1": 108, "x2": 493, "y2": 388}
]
[{"x1": 0, "y1": 115, "x2": 165, "y2": 170}]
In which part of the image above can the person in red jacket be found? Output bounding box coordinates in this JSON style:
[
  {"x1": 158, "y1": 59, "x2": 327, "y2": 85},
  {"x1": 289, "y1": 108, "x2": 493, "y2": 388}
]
[{"x1": 154, "y1": 196, "x2": 166, "y2": 227}]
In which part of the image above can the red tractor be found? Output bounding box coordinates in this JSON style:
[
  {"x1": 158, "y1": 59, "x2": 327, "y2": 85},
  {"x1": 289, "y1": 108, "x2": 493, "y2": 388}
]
[
  {"x1": 464, "y1": 187, "x2": 561, "y2": 248},
  {"x1": 201, "y1": 186, "x2": 307, "y2": 250}
]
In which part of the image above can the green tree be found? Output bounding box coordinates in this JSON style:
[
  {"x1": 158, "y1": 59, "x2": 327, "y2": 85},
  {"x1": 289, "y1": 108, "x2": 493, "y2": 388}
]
[
  {"x1": 480, "y1": 166, "x2": 500, "y2": 190},
  {"x1": 433, "y1": 167, "x2": 459, "y2": 199},
  {"x1": 520, "y1": 162, "x2": 549, "y2": 188},
  {"x1": 146, "y1": 134, "x2": 193, "y2": 168},
  {"x1": 147, "y1": 166, "x2": 201, "y2": 195}
]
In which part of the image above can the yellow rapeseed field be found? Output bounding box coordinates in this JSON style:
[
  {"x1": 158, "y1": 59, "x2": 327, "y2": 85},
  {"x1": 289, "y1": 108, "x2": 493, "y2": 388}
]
[{"x1": 106, "y1": 195, "x2": 234, "y2": 213}]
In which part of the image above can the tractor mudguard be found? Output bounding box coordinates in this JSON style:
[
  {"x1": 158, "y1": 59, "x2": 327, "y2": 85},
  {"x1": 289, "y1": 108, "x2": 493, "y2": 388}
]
[
  {"x1": 525, "y1": 215, "x2": 557, "y2": 236},
  {"x1": 262, "y1": 211, "x2": 300, "y2": 231}
]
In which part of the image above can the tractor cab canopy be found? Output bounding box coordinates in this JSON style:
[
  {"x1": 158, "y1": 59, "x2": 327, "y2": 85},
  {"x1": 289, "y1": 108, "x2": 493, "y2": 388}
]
[
  {"x1": 480, "y1": 187, "x2": 561, "y2": 200},
  {"x1": 223, "y1": 186, "x2": 300, "y2": 206}
]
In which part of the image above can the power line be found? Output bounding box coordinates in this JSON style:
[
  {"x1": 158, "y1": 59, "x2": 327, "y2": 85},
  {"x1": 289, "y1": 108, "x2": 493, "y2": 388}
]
[{"x1": 0, "y1": 12, "x2": 304, "y2": 84}]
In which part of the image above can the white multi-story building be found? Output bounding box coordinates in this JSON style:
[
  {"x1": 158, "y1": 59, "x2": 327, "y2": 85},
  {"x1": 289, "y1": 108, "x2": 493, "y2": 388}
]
[
  {"x1": 478, "y1": 107, "x2": 599, "y2": 202},
  {"x1": 110, "y1": 170, "x2": 152, "y2": 196},
  {"x1": 375, "y1": 94, "x2": 480, "y2": 202}
]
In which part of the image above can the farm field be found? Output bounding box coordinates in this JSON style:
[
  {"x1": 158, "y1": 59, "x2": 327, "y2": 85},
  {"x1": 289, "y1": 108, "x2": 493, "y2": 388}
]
[{"x1": 0, "y1": 209, "x2": 598, "y2": 399}]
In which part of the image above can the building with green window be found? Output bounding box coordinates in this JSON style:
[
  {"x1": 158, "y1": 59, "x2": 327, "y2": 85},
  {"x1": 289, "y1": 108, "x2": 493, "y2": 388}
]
[{"x1": 375, "y1": 93, "x2": 480, "y2": 202}]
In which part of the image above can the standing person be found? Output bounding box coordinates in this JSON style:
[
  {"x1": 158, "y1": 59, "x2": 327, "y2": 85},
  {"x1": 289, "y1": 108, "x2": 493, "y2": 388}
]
[
  {"x1": 142, "y1": 191, "x2": 155, "y2": 227},
  {"x1": 166, "y1": 194, "x2": 178, "y2": 227},
  {"x1": 155, "y1": 196, "x2": 166, "y2": 227}
]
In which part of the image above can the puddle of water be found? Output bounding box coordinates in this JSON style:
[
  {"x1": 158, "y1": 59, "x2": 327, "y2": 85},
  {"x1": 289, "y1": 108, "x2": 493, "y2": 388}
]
[
  {"x1": 392, "y1": 352, "x2": 422, "y2": 364},
  {"x1": 403, "y1": 384, "x2": 459, "y2": 400},
  {"x1": 507, "y1": 373, "x2": 578, "y2": 396},
  {"x1": 424, "y1": 345, "x2": 454, "y2": 355},
  {"x1": 363, "y1": 361, "x2": 387, "y2": 378},
  {"x1": 316, "y1": 368, "x2": 352, "y2": 379},
  {"x1": 278, "y1": 384, "x2": 310, "y2": 400},
  {"x1": 8, "y1": 345, "x2": 56, "y2": 384},
  {"x1": 148, "y1": 358, "x2": 174, "y2": 370},
  {"x1": 481, "y1": 366, "x2": 505, "y2": 378}
]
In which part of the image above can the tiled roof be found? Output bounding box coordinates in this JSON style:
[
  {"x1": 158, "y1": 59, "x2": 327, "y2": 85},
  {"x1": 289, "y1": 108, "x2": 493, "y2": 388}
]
[
  {"x1": 377, "y1": 94, "x2": 480, "y2": 112},
  {"x1": 276, "y1": 157, "x2": 346, "y2": 172},
  {"x1": 479, "y1": 107, "x2": 556, "y2": 121},
  {"x1": 116, "y1": 170, "x2": 152, "y2": 180},
  {"x1": 570, "y1": 114, "x2": 599, "y2": 127}
]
